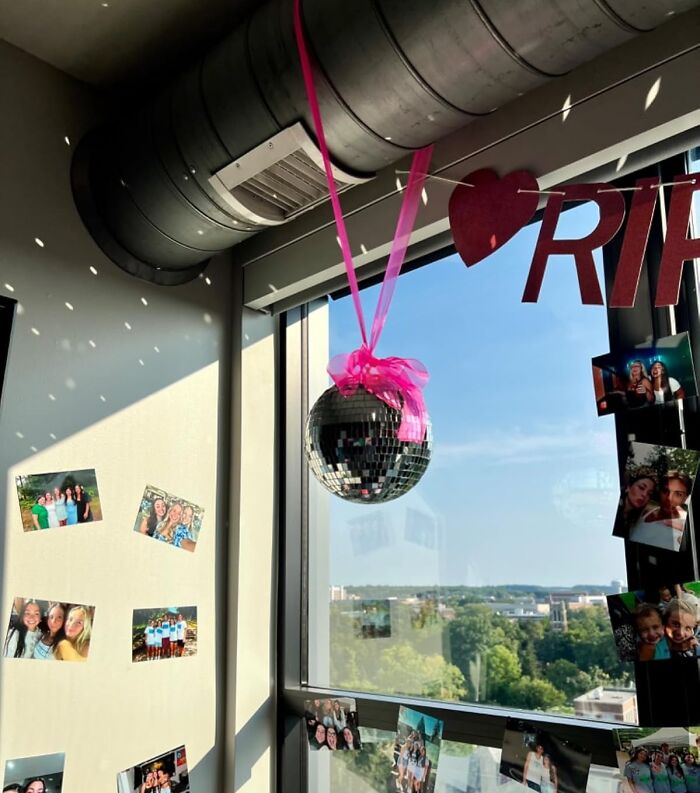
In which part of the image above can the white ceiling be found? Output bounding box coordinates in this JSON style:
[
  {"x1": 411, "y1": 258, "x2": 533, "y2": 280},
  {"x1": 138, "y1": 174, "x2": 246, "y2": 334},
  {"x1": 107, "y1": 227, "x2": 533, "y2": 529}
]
[{"x1": 0, "y1": 0, "x2": 259, "y2": 87}]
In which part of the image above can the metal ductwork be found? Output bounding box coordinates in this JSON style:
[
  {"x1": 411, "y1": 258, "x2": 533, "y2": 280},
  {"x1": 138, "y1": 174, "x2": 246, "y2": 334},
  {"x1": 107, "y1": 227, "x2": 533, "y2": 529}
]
[{"x1": 72, "y1": 0, "x2": 699, "y2": 285}]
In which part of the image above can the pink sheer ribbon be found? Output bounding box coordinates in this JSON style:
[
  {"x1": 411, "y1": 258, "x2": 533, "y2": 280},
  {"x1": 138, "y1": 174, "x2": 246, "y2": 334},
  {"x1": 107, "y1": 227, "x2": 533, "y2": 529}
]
[{"x1": 293, "y1": 0, "x2": 433, "y2": 442}]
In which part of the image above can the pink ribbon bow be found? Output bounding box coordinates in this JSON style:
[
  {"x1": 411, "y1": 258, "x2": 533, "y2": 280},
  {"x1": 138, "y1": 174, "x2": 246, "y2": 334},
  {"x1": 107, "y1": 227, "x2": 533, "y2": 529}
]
[
  {"x1": 328, "y1": 346, "x2": 429, "y2": 443},
  {"x1": 293, "y1": 0, "x2": 432, "y2": 443}
]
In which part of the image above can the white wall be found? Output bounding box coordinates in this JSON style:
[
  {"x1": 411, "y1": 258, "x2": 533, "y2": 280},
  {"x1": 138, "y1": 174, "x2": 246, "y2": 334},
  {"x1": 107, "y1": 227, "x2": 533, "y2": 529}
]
[{"x1": 0, "y1": 41, "x2": 235, "y2": 792}]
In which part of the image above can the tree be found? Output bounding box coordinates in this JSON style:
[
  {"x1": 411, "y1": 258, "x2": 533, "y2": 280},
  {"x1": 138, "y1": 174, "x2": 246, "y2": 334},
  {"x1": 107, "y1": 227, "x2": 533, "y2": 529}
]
[
  {"x1": 485, "y1": 645, "x2": 521, "y2": 701},
  {"x1": 544, "y1": 659, "x2": 593, "y2": 700},
  {"x1": 508, "y1": 676, "x2": 566, "y2": 711},
  {"x1": 373, "y1": 643, "x2": 466, "y2": 702}
]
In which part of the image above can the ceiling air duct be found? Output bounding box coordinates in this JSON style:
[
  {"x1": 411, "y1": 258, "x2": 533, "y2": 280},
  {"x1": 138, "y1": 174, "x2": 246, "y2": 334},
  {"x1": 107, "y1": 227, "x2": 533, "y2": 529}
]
[{"x1": 71, "y1": 0, "x2": 700, "y2": 285}]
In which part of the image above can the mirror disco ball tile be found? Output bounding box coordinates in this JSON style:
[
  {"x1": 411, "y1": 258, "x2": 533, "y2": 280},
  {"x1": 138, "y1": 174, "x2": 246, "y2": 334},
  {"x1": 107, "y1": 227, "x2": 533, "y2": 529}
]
[{"x1": 304, "y1": 385, "x2": 432, "y2": 503}]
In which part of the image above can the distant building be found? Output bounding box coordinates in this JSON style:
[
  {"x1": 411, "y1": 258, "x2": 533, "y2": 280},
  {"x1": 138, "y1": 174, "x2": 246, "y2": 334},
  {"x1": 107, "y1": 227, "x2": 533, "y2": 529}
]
[
  {"x1": 482, "y1": 599, "x2": 546, "y2": 620},
  {"x1": 574, "y1": 686, "x2": 638, "y2": 723},
  {"x1": 549, "y1": 601, "x2": 568, "y2": 632},
  {"x1": 330, "y1": 585, "x2": 346, "y2": 601},
  {"x1": 611, "y1": 579, "x2": 625, "y2": 594}
]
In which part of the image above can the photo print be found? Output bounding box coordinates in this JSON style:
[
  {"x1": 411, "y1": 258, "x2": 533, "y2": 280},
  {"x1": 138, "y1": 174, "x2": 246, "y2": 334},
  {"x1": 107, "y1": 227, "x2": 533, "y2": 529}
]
[
  {"x1": 613, "y1": 726, "x2": 700, "y2": 793},
  {"x1": 304, "y1": 697, "x2": 361, "y2": 751},
  {"x1": 3, "y1": 751, "x2": 65, "y2": 793},
  {"x1": 117, "y1": 745, "x2": 189, "y2": 793},
  {"x1": 355, "y1": 599, "x2": 392, "y2": 639},
  {"x1": 613, "y1": 441, "x2": 700, "y2": 552},
  {"x1": 3, "y1": 597, "x2": 94, "y2": 661},
  {"x1": 592, "y1": 332, "x2": 697, "y2": 416},
  {"x1": 500, "y1": 717, "x2": 592, "y2": 793},
  {"x1": 132, "y1": 606, "x2": 197, "y2": 662},
  {"x1": 392, "y1": 706, "x2": 444, "y2": 793},
  {"x1": 607, "y1": 580, "x2": 700, "y2": 662},
  {"x1": 133, "y1": 484, "x2": 204, "y2": 553},
  {"x1": 15, "y1": 468, "x2": 102, "y2": 532}
]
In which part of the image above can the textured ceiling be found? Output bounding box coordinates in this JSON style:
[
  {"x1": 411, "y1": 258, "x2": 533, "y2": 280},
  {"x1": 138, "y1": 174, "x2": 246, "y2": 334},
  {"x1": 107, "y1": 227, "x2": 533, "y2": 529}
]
[{"x1": 0, "y1": 0, "x2": 259, "y2": 87}]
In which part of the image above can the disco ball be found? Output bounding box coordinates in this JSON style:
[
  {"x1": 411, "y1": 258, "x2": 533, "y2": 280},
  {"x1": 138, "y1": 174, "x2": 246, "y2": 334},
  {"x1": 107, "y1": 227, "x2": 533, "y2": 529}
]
[{"x1": 304, "y1": 385, "x2": 432, "y2": 503}]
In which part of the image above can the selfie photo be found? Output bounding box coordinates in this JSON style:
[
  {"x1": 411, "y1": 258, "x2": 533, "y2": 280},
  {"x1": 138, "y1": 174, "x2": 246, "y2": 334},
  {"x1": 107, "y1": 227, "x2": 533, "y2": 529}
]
[
  {"x1": 612, "y1": 442, "x2": 700, "y2": 552},
  {"x1": 133, "y1": 484, "x2": 204, "y2": 553},
  {"x1": 15, "y1": 469, "x2": 102, "y2": 532},
  {"x1": 592, "y1": 332, "x2": 697, "y2": 416},
  {"x1": 132, "y1": 607, "x2": 197, "y2": 662},
  {"x1": 3, "y1": 597, "x2": 94, "y2": 661},
  {"x1": 116, "y1": 746, "x2": 189, "y2": 793},
  {"x1": 500, "y1": 718, "x2": 592, "y2": 793},
  {"x1": 304, "y1": 697, "x2": 361, "y2": 751},
  {"x1": 3, "y1": 752, "x2": 64, "y2": 793},
  {"x1": 614, "y1": 726, "x2": 700, "y2": 793},
  {"x1": 607, "y1": 580, "x2": 700, "y2": 662}
]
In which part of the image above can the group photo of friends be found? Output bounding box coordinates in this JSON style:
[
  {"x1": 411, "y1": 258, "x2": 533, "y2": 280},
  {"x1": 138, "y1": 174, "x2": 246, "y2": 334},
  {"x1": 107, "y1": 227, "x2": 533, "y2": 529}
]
[
  {"x1": 500, "y1": 719, "x2": 592, "y2": 793},
  {"x1": 15, "y1": 468, "x2": 101, "y2": 532},
  {"x1": 613, "y1": 442, "x2": 700, "y2": 553},
  {"x1": 117, "y1": 746, "x2": 189, "y2": 793},
  {"x1": 2, "y1": 751, "x2": 64, "y2": 793},
  {"x1": 390, "y1": 705, "x2": 443, "y2": 793},
  {"x1": 592, "y1": 332, "x2": 697, "y2": 416},
  {"x1": 614, "y1": 727, "x2": 700, "y2": 793},
  {"x1": 355, "y1": 599, "x2": 392, "y2": 639},
  {"x1": 3, "y1": 597, "x2": 94, "y2": 662},
  {"x1": 133, "y1": 484, "x2": 204, "y2": 553},
  {"x1": 304, "y1": 697, "x2": 361, "y2": 751},
  {"x1": 132, "y1": 607, "x2": 197, "y2": 662},
  {"x1": 607, "y1": 580, "x2": 700, "y2": 662}
]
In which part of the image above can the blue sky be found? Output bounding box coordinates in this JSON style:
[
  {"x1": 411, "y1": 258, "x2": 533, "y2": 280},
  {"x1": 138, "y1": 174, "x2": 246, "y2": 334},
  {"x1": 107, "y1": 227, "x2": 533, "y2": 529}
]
[{"x1": 322, "y1": 204, "x2": 626, "y2": 587}]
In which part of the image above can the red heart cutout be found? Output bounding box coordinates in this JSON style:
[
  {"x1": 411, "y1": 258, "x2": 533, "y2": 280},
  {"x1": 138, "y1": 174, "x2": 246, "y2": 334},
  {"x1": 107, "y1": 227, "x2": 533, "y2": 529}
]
[{"x1": 448, "y1": 168, "x2": 540, "y2": 266}]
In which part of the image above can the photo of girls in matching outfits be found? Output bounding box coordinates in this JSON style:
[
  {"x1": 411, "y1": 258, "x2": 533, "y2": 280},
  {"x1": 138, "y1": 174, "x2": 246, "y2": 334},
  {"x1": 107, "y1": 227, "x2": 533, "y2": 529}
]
[
  {"x1": 133, "y1": 485, "x2": 204, "y2": 553},
  {"x1": 500, "y1": 719, "x2": 592, "y2": 793},
  {"x1": 132, "y1": 607, "x2": 197, "y2": 662},
  {"x1": 607, "y1": 580, "x2": 700, "y2": 662},
  {"x1": 3, "y1": 598, "x2": 94, "y2": 662},
  {"x1": 117, "y1": 745, "x2": 189, "y2": 793},
  {"x1": 390, "y1": 706, "x2": 443, "y2": 793},
  {"x1": 304, "y1": 698, "x2": 362, "y2": 752},
  {"x1": 613, "y1": 442, "x2": 700, "y2": 553},
  {"x1": 2, "y1": 751, "x2": 64, "y2": 793},
  {"x1": 592, "y1": 332, "x2": 697, "y2": 417},
  {"x1": 15, "y1": 469, "x2": 101, "y2": 532},
  {"x1": 615, "y1": 728, "x2": 700, "y2": 793}
]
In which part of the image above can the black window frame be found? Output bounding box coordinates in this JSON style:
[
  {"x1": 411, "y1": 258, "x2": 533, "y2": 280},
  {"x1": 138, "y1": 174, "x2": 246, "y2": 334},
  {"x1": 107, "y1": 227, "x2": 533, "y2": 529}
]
[{"x1": 277, "y1": 150, "x2": 700, "y2": 793}]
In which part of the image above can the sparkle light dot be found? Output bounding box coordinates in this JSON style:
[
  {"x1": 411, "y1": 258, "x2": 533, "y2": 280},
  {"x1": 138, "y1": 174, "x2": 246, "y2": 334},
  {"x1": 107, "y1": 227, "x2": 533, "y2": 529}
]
[
  {"x1": 30, "y1": 446, "x2": 37, "y2": 453},
  {"x1": 89, "y1": 266, "x2": 98, "y2": 275},
  {"x1": 196, "y1": 229, "x2": 204, "y2": 235},
  {"x1": 15, "y1": 431, "x2": 24, "y2": 439},
  {"x1": 124, "y1": 321, "x2": 132, "y2": 330},
  {"x1": 31, "y1": 327, "x2": 40, "y2": 336},
  {"x1": 153, "y1": 346, "x2": 160, "y2": 353},
  {"x1": 16, "y1": 303, "x2": 24, "y2": 315},
  {"x1": 65, "y1": 377, "x2": 76, "y2": 390},
  {"x1": 48, "y1": 394, "x2": 56, "y2": 401},
  {"x1": 64, "y1": 136, "x2": 71, "y2": 146},
  {"x1": 205, "y1": 277, "x2": 211, "y2": 286},
  {"x1": 138, "y1": 359, "x2": 145, "y2": 366},
  {"x1": 65, "y1": 301, "x2": 74, "y2": 311},
  {"x1": 203, "y1": 313, "x2": 212, "y2": 324},
  {"x1": 49, "y1": 433, "x2": 57, "y2": 440},
  {"x1": 99, "y1": 395, "x2": 106, "y2": 402},
  {"x1": 34, "y1": 237, "x2": 45, "y2": 248},
  {"x1": 140, "y1": 297, "x2": 148, "y2": 306},
  {"x1": 4, "y1": 283, "x2": 14, "y2": 292},
  {"x1": 88, "y1": 339, "x2": 96, "y2": 348}
]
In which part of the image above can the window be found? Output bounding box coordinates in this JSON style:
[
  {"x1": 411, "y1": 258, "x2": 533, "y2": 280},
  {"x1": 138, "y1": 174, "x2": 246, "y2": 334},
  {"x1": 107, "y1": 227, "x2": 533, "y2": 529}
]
[
  {"x1": 280, "y1": 151, "x2": 700, "y2": 793},
  {"x1": 307, "y1": 203, "x2": 631, "y2": 720}
]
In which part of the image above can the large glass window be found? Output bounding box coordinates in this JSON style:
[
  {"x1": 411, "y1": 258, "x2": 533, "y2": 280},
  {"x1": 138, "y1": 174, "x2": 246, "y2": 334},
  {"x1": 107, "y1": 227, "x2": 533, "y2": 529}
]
[{"x1": 306, "y1": 204, "x2": 633, "y2": 721}]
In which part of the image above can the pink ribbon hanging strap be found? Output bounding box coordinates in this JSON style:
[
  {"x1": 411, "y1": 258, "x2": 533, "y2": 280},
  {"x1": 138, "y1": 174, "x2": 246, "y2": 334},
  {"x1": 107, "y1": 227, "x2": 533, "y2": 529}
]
[{"x1": 293, "y1": 0, "x2": 433, "y2": 442}]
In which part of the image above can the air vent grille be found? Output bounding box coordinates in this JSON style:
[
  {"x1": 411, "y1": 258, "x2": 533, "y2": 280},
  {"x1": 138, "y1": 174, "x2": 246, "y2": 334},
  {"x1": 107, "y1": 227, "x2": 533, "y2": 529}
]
[{"x1": 208, "y1": 123, "x2": 371, "y2": 227}]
